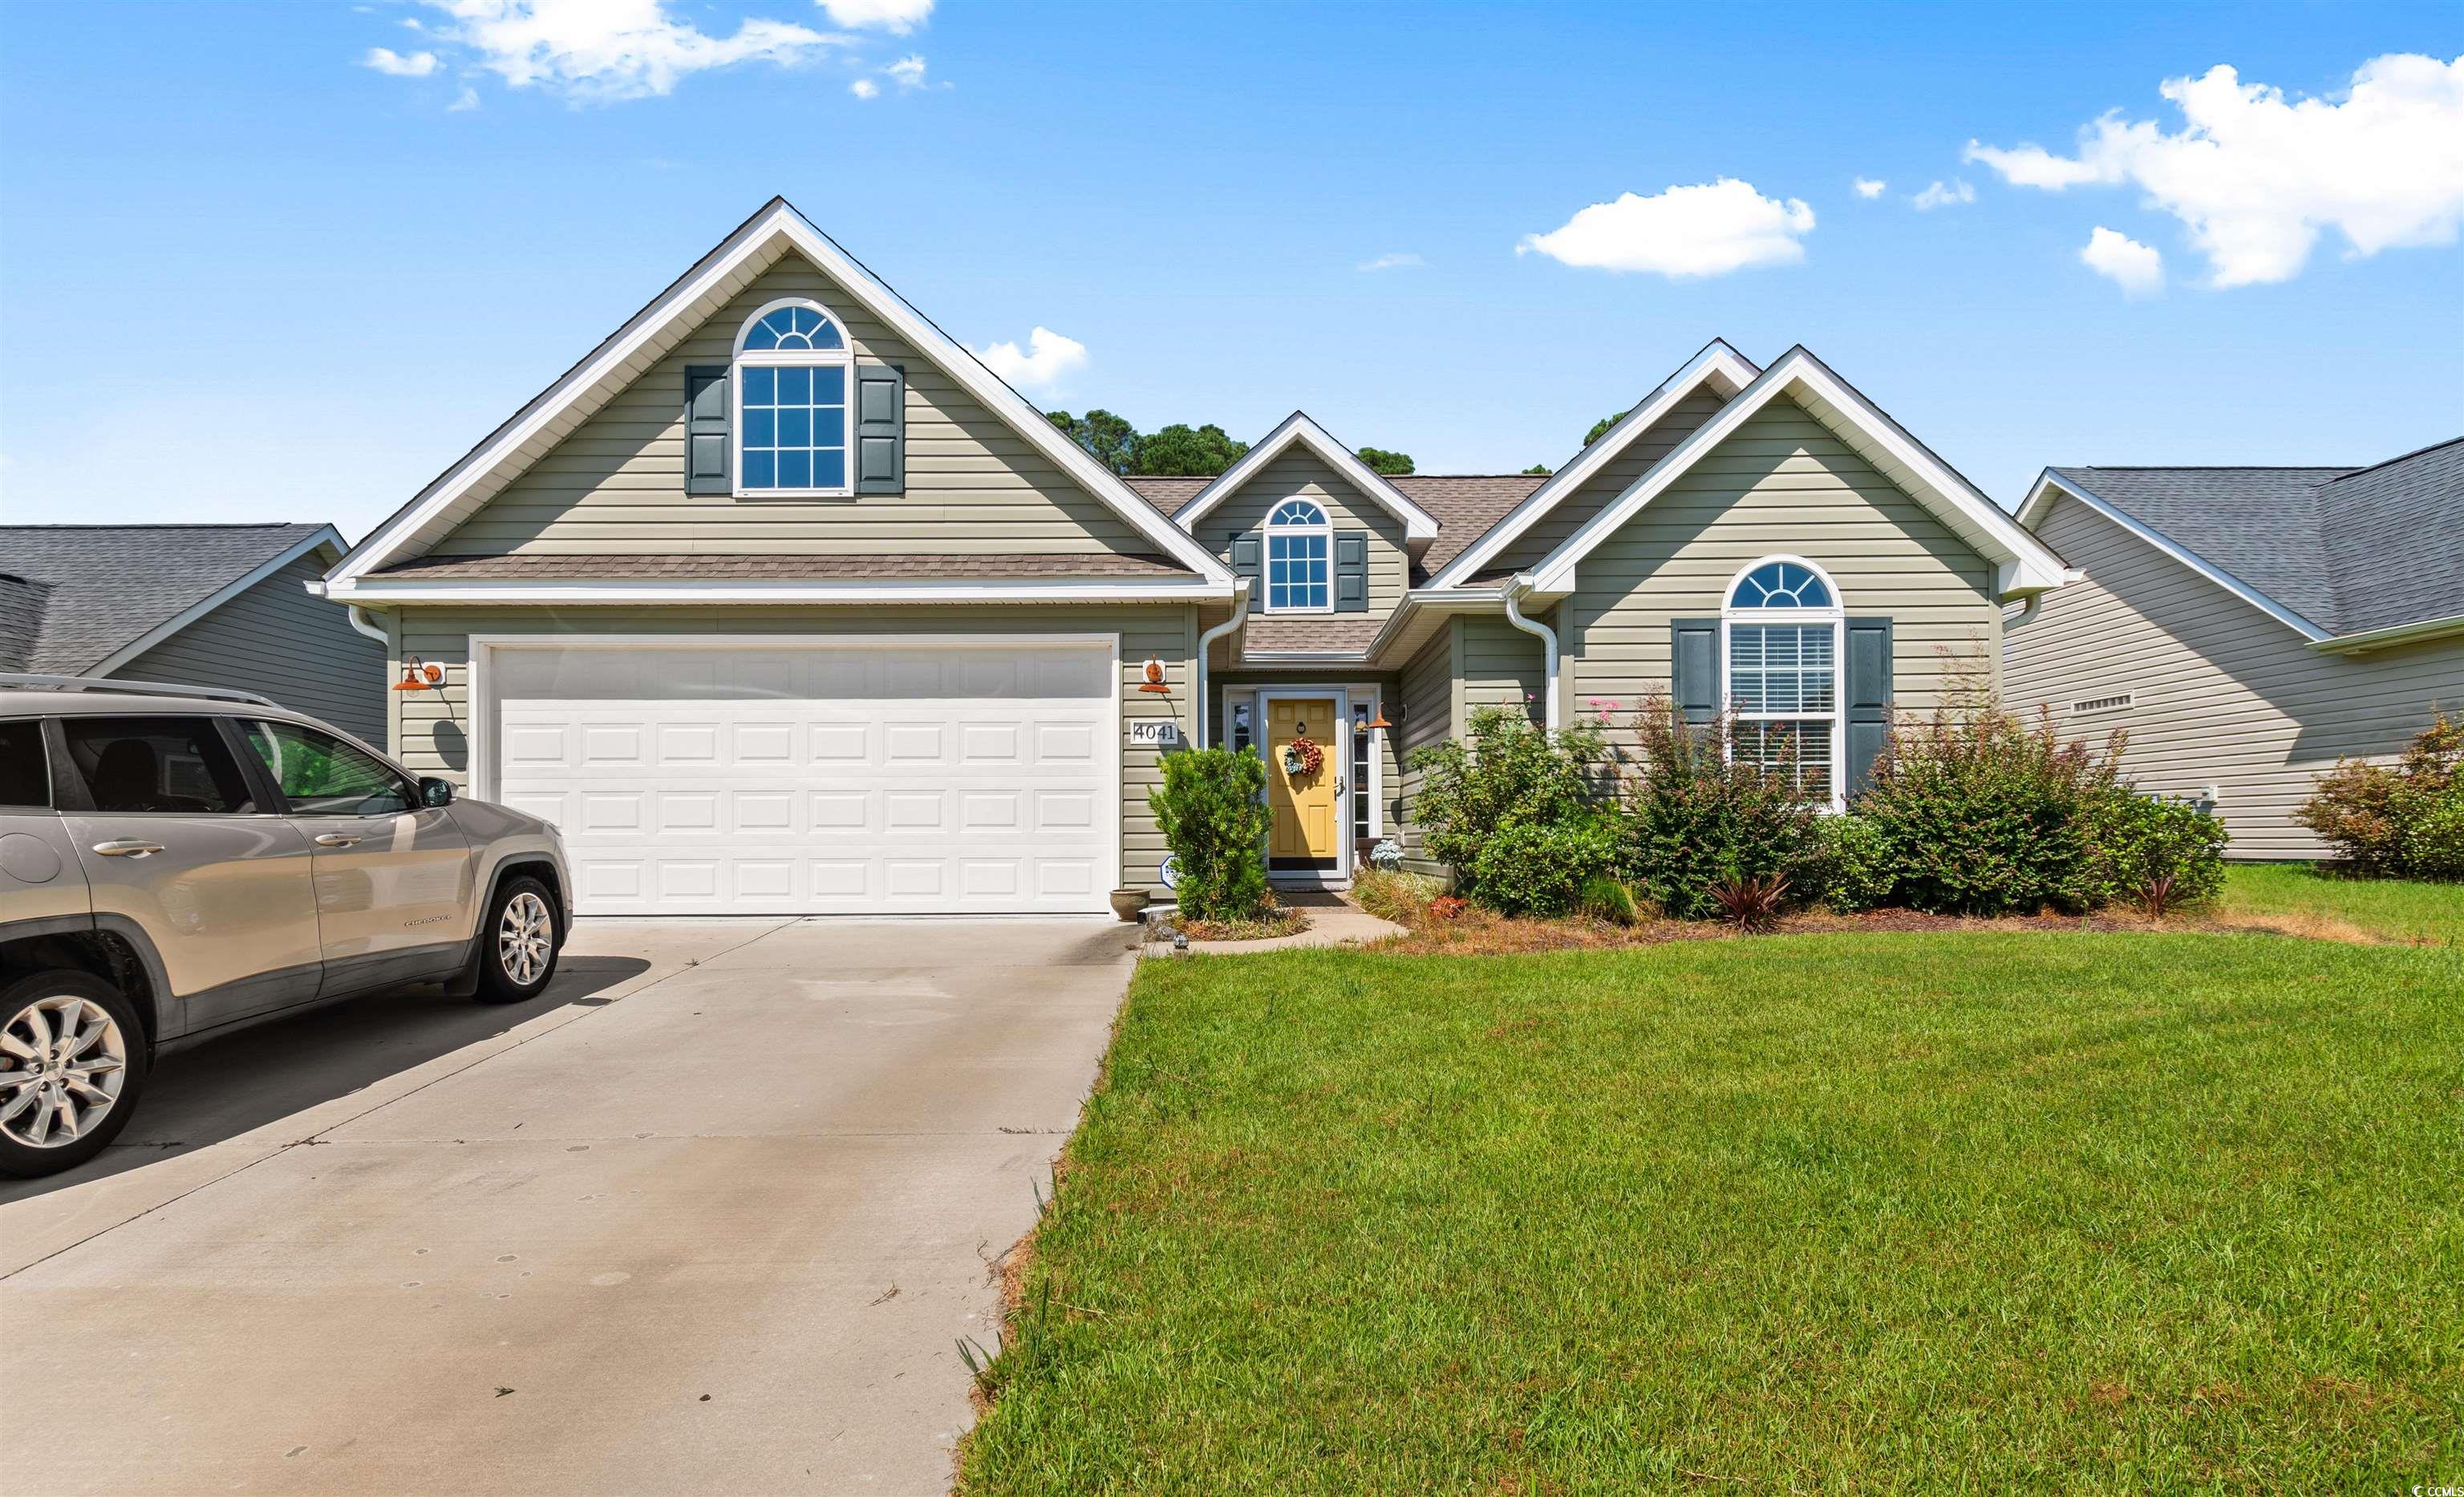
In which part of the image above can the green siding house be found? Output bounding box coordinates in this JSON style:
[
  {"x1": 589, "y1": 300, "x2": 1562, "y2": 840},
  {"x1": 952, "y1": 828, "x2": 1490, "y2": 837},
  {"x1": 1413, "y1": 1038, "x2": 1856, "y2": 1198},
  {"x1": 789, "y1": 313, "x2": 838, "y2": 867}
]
[{"x1": 315, "y1": 197, "x2": 2072, "y2": 914}]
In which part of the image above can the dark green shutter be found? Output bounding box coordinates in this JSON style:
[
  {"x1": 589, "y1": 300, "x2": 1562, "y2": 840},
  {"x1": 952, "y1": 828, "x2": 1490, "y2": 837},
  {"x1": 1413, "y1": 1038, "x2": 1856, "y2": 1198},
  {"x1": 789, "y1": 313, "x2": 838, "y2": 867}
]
[
  {"x1": 855, "y1": 362, "x2": 904, "y2": 494},
  {"x1": 1229, "y1": 532, "x2": 1262, "y2": 592},
  {"x1": 1334, "y1": 532, "x2": 1368, "y2": 613},
  {"x1": 684, "y1": 366, "x2": 729, "y2": 495},
  {"x1": 1843, "y1": 617, "x2": 1893, "y2": 799},
  {"x1": 1671, "y1": 618, "x2": 1721, "y2": 726}
]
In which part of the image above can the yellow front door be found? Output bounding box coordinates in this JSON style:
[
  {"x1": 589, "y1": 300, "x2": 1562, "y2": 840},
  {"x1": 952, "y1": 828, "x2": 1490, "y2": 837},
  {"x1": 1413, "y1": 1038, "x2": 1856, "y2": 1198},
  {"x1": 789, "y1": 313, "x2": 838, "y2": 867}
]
[{"x1": 1266, "y1": 696, "x2": 1341, "y2": 861}]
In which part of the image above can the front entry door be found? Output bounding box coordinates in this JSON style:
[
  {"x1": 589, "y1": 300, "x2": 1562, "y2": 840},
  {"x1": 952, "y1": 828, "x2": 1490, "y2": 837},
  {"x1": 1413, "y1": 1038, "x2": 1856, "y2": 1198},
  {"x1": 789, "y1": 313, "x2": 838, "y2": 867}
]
[{"x1": 1265, "y1": 696, "x2": 1341, "y2": 864}]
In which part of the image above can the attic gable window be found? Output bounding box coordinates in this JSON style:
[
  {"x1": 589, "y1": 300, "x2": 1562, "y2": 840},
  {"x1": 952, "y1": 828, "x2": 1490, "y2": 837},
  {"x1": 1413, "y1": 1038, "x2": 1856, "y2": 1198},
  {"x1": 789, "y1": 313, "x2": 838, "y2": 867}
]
[
  {"x1": 734, "y1": 298, "x2": 851, "y2": 496},
  {"x1": 1264, "y1": 498, "x2": 1331, "y2": 613}
]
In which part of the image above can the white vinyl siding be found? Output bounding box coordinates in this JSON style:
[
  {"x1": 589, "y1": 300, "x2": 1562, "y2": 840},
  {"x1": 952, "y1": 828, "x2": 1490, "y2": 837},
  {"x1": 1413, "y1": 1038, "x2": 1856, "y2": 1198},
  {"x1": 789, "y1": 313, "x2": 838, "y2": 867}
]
[{"x1": 2006, "y1": 492, "x2": 2464, "y2": 859}]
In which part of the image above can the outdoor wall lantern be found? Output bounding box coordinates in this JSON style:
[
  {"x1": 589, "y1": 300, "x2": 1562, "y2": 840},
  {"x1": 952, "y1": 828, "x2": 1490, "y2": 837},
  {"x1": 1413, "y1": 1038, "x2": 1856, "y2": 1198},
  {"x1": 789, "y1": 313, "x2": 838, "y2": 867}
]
[{"x1": 391, "y1": 657, "x2": 445, "y2": 691}]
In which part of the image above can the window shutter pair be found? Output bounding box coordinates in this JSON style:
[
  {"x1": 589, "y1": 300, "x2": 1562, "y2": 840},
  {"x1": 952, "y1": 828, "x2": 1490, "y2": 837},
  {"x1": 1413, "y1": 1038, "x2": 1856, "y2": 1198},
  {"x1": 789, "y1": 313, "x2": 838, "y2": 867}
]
[
  {"x1": 682, "y1": 362, "x2": 904, "y2": 495},
  {"x1": 1334, "y1": 532, "x2": 1369, "y2": 613},
  {"x1": 1669, "y1": 615, "x2": 1894, "y2": 797}
]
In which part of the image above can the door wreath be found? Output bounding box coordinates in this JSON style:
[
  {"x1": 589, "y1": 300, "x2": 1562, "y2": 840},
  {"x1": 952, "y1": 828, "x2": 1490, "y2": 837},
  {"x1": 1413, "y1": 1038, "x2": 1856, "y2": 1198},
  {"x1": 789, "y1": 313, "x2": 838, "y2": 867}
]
[{"x1": 1281, "y1": 734, "x2": 1324, "y2": 778}]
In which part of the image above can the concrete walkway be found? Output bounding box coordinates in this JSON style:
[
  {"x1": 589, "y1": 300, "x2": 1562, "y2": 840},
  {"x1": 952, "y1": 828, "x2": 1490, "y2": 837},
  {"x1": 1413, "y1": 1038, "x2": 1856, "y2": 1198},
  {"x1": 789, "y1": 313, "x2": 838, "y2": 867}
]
[
  {"x1": 0, "y1": 916, "x2": 1138, "y2": 1495},
  {"x1": 1177, "y1": 891, "x2": 1406, "y2": 954}
]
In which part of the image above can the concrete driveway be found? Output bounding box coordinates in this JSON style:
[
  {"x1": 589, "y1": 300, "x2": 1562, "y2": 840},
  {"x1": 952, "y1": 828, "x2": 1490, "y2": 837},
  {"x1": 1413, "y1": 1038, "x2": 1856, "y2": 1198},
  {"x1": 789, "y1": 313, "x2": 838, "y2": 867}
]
[{"x1": 0, "y1": 916, "x2": 1138, "y2": 1495}]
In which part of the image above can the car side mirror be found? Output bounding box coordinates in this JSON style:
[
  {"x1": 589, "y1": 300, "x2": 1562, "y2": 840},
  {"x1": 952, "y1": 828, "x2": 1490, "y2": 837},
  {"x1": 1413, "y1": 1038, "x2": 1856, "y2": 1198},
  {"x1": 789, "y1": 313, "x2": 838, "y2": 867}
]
[{"x1": 419, "y1": 777, "x2": 456, "y2": 808}]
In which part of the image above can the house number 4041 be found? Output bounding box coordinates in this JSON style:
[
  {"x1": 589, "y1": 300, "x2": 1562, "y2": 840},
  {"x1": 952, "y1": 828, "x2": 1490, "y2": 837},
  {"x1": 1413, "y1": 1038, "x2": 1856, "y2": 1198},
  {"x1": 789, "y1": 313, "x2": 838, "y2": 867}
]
[{"x1": 1128, "y1": 721, "x2": 1182, "y2": 746}]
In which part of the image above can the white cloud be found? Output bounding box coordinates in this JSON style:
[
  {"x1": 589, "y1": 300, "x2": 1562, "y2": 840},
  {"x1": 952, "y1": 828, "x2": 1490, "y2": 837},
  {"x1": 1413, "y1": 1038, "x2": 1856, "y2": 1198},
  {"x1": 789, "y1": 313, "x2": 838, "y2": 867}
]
[
  {"x1": 362, "y1": 47, "x2": 441, "y2": 76},
  {"x1": 2080, "y1": 226, "x2": 2165, "y2": 295},
  {"x1": 1357, "y1": 252, "x2": 1424, "y2": 272},
  {"x1": 412, "y1": 0, "x2": 838, "y2": 103},
  {"x1": 819, "y1": 0, "x2": 930, "y2": 32},
  {"x1": 1965, "y1": 53, "x2": 2464, "y2": 285},
  {"x1": 975, "y1": 326, "x2": 1088, "y2": 393},
  {"x1": 849, "y1": 76, "x2": 879, "y2": 99},
  {"x1": 1911, "y1": 179, "x2": 1976, "y2": 210},
  {"x1": 448, "y1": 85, "x2": 480, "y2": 111},
  {"x1": 1853, "y1": 176, "x2": 1886, "y2": 199},
  {"x1": 1517, "y1": 178, "x2": 1816, "y2": 277},
  {"x1": 884, "y1": 53, "x2": 928, "y2": 89}
]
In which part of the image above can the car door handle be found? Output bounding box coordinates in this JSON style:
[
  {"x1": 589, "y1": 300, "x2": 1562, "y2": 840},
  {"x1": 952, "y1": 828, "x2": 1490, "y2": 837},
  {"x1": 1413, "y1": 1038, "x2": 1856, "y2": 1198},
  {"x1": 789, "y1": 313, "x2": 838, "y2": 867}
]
[
  {"x1": 91, "y1": 840, "x2": 164, "y2": 858},
  {"x1": 314, "y1": 833, "x2": 365, "y2": 848}
]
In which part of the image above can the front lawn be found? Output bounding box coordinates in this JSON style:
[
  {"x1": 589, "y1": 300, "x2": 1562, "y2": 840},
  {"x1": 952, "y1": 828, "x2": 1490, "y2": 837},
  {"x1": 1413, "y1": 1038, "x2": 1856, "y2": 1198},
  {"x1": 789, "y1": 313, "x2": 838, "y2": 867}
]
[
  {"x1": 961, "y1": 934, "x2": 2462, "y2": 1492},
  {"x1": 2220, "y1": 862, "x2": 2462, "y2": 945}
]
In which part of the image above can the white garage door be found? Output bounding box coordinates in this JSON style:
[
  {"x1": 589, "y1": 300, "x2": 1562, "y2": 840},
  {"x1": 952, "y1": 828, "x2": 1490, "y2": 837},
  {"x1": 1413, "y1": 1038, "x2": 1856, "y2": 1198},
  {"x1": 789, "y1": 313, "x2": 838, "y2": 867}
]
[{"x1": 487, "y1": 639, "x2": 1117, "y2": 916}]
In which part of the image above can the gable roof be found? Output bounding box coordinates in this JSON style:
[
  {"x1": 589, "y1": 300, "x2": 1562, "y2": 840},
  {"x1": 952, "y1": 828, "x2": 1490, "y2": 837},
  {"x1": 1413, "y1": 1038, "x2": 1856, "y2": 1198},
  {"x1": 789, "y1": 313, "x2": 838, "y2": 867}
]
[
  {"x1": 1523, "y1": 346, "x2": 2069, "y2": 598},
  {"x1": 0, "y1": 524, "x2": 342, "y2": 675},
  {"x1": 1128, "y1": 472, "x2": 1543, "y2": 582},
  {"x1": 323, "y1": 199, "x2": 1231, "y2": 593},
  {"x1": 1427, "y1": 338, "x2": 1760, "y2": 586},
  {"x1": 2020, "y1": 436, "x2": 2462, "y2": 645},
  {"x1": 1168, "y1": 412, "x2": 1440, "y2": 548}
]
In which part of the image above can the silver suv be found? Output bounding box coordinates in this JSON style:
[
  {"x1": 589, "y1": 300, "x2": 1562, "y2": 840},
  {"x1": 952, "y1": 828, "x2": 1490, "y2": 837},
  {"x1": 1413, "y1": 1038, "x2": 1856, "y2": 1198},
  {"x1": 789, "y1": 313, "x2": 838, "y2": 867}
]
[{"x1": 0, "y1": 675, "x2": 570, "y2": 1178}]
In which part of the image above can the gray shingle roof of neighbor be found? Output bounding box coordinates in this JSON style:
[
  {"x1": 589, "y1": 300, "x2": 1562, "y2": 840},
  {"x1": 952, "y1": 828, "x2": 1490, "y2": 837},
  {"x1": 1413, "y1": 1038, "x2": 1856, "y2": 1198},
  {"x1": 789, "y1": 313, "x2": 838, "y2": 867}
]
[
  {"x1": 0, "y1": 524, "x2": 330, "y2": 676},
  {"x1": 2050, "y1": 441, "x2": 2462, "y2": 637}
]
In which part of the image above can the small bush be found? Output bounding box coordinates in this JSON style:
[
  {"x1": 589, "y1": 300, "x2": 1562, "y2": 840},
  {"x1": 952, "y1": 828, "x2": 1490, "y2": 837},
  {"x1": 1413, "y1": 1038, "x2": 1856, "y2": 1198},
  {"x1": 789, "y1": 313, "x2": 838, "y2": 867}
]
[
  {"x1": 2082, "y1": 793, "x2": 2229, "y2": 911},
  {"x1": 1577, "y1": 875, "x2": 1645, "y2": 926},
  {"x1": 2296, "y1": 711, "x2": 2464, "y2": 880},
  {"x1": 1148, "y1": 747, "x2": 1271, "y2": 922},
  {"x1": 1408, "y1": 706, "x2": 1608, "y2": 900},
  {"x1": 1809, "y1": 812, "x2": 1895, "y2": 912},
  {"x1": 1708, "y1": 872, "x2": 1789, "y2": 932},
  {"x1": 1858, "y1": 706, "x2": 2121, "y2": 916},
  {"x1": 1623, "y1": 695, "x2": 1823, "y2": 920},
  {"x1": 1469, "y1": 815, "x2": 1623, "y2": 917},
  {"x1": 1353, "y1": 867, "x2": 1442, "y2": 926}
]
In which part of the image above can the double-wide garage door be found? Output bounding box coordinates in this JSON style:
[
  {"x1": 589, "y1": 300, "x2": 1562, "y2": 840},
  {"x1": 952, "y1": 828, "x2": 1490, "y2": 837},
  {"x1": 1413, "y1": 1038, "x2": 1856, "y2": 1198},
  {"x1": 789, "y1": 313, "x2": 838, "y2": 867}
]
[{"x1": 489, "y1": 640, "x2": 1116, "y2": 916}]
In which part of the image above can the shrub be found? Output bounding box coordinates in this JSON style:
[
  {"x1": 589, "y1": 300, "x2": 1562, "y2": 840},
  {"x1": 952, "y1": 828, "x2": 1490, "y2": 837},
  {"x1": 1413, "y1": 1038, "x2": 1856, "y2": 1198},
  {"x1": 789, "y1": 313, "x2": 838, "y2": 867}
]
[
  {"x1": 1623, "y1": 695, "x2": 1823, "y2": 920},
  {"x1": 1469, "y1": 815, "x2": 1623, "y2": 917},
  {"x1": 1352, "y1": 867, "x2": 1442, "y2": 926},
  {"x1": 1858, "y1": 706, "x2": 2121, "y2": 916},
  {"x1": 1809, "y1": 812, "x2": 1895, "y2": 912},
  {"x1": 1408, "y1": 706, "x2": 1608, "y2": 900},
  {"x1": 2296, "y1": 711, "x2": 2464, "y2": 880},
  {"x1": 2082, "y1": 793, "x2": 2229, "y2": 912},
  {"x1": 1577, "y1": 874, "x2": 1645, "y2": 925},
  {"x1": 1708, "y1": 873, "x2": 1789, "y2": 932},
  {"x1": 1148, "y1": 747, "x2": 1271, "y2": 922}
]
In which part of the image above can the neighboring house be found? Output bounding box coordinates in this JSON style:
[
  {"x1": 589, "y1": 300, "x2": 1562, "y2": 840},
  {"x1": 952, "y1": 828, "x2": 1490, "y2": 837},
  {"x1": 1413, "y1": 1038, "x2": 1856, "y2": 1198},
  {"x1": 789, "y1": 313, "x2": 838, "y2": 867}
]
[
  {"x1": 314, "y1": 197, "x2": 2069, "y2": 916},
  {"x1": 1, "y1": 523, "x2": 384, "y2": 742},
  {"x1": 2005, "y1": 444, "x2": 2464, "y2": 859}
]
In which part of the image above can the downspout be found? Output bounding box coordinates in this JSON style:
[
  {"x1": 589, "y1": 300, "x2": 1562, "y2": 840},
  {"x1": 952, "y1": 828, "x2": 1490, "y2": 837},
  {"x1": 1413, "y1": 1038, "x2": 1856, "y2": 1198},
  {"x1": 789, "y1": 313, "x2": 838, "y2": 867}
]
[
  {"x1": 1503, "y1": 573, "x2": 1562, "y2": 733},
  {"x1": 345, "y1": 605, "x2": 389, "y2": 645},
  {"x1": 1192, "y1": 580, "x2": 1251, "y2": 747}
]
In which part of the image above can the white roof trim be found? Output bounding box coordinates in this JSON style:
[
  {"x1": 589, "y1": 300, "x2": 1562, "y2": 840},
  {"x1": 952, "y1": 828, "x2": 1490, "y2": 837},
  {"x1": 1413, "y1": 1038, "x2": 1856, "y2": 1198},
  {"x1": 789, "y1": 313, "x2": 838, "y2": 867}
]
[
  {"x1": 90, "y1": 527, "x2": 345, "y2": 676},
  {"x1": 322, "y1": 576, "x2": 1234, "y2": 607},
  {"x1": 1428, "y1": 338, "x2": 1761, "y2": 586},
  {"x1": 1528, "y1": 348, "x2": 2070, "y2": 599},
  {"x1": 2313, "y1": 610, "x2": 2464, "y2": 653},
  {"x1": 2016, "y1": 470, "x2": 2330, "y2": 641},
  {"x1": 1170, "y1": 412, "x2": 1439, "y2": 547},
  {"x1": 328, "y1": 200, "x2": 1231, "y2": 585}
]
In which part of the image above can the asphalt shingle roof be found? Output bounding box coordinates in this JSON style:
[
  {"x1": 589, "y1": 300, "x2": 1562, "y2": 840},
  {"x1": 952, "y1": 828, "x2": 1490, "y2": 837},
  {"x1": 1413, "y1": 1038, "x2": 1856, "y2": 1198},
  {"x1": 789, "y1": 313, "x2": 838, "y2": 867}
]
[
  {"x1": 0, "y1": 524, "x2": 329, "y2": 676},
  {"x1": 1122, "y1": 473, "x2": 1545, "y2": 587},
  {"x1": 2050, "y1": 443, "x2": 2462, "y2": 637}
]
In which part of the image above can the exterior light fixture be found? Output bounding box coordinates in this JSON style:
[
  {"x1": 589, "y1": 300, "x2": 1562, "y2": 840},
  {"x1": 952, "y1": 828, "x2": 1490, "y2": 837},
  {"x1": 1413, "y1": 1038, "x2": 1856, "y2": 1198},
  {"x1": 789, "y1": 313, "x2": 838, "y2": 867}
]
[
  {"x1": 1137, "y1": 657, "x2": 1172, "y2": 694},
  {"x1": 391, "y1": 657, "x2": 445, "y2": 691}
]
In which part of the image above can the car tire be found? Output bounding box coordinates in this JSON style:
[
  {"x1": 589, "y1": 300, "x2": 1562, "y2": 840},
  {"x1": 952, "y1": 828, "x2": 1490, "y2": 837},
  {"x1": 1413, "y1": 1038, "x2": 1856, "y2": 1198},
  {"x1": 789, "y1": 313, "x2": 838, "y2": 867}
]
[
  {"x1": 0, "y1": 970, "x2": 148, "y2": 1179},
  {"x1": 474, "y1": 876, "x2": 562, "y2": 1004}
]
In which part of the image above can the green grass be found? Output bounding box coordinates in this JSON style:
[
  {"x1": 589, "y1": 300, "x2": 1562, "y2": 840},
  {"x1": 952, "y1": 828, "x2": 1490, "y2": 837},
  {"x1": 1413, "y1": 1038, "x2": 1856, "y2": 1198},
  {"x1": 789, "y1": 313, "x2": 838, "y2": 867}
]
[
  {"x1": 2219, "y1": 863, "x2": 2463, "y2": 945},
  {"x1": 961, "y1": 933, "x2": 2462, "y2": 1493}
]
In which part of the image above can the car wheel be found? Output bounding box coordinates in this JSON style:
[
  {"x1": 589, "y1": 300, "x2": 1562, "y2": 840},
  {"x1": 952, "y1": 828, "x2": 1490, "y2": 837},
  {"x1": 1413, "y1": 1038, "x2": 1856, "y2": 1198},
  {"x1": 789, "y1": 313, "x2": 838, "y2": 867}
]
[
  {"x1": 476, "y1": 876, "x2": 561, "y2": 1004},
  {"x1": 0, "y1": 970, "x2": 147, "y2": 1179}
]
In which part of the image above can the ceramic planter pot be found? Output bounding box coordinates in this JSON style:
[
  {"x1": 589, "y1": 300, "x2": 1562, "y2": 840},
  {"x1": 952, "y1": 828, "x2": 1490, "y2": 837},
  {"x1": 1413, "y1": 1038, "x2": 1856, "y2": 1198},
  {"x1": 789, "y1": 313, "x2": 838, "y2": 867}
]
[{"x1": 1108, "y1": 888, "x2": 1148, "y2": 922}]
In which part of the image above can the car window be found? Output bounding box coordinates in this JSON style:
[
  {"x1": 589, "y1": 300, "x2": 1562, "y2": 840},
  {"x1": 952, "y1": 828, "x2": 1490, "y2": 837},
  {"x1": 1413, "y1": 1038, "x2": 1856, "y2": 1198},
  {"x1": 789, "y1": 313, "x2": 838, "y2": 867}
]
[
  {"x1": 0, "y1": 718, "x2": 49, "y2": 809},
  {"x1": 242, "y1": 719, "x2": 415, "y2": 817},
  {"x1": 60, "y1": 716, "x2": 258, "y2": 815}
]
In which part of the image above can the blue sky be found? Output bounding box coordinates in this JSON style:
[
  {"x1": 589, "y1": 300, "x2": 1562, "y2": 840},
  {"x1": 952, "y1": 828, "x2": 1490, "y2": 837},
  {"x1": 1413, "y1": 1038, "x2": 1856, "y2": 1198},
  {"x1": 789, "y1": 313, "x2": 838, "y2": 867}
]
[{"x1": 3, "y1": 2, "x2": 2458, "y2": 539}]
